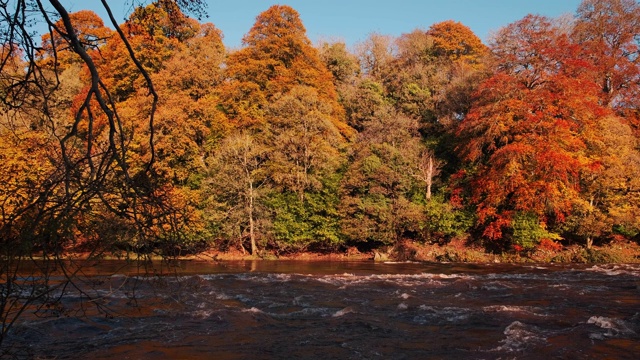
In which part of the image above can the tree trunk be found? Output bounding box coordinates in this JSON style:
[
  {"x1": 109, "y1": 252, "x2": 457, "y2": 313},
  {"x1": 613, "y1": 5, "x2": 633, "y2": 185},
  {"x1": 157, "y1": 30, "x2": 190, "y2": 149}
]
[
  {"x1": 586, "y1": 196, "x2": 594, "y2": 250},
  {"x1": 238, "y1": 229, "x2": 246, "y2": 255},
  {"x1": 249, "y1": 181, "x2": 257, "y2": 256},
  {"x1": 426, "y1": 155, "x2": 433, "y2": 201}
]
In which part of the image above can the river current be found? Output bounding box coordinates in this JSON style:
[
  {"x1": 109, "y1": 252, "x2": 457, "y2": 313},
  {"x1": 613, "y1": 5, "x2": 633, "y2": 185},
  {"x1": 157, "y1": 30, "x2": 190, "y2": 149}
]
[{"x1": 4, "y1": 261, "x2": 640, "y2": 359}]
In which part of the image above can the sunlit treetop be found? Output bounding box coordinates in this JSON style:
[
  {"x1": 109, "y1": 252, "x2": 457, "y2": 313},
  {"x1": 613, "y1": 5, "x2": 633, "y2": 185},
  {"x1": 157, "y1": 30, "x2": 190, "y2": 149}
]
[
  {"x1": 39, "y1": 10, "x2": 113, "y2": 69},
  {"x1": 427, "y1": 20, "x2": 488, "y2": 65},
  {"x1": 126, "y1": 1, "x2": 199, "y2": 41},
  {"x1": 242, "y1": 5, "x2": 307, "y2": 46},
  {"x1": 221, "y1": 5, "x2": 353, "y2": 137},
  {"x1": 572, "y1": 0, "x2": 640, "y2": 108}
]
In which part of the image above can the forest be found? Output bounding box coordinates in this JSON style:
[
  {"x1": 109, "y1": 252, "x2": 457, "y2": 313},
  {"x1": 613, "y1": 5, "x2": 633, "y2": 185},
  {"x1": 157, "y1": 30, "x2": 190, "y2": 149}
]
[{"x1": 1, "y1": 0, "x2": 640, "y2": 261}]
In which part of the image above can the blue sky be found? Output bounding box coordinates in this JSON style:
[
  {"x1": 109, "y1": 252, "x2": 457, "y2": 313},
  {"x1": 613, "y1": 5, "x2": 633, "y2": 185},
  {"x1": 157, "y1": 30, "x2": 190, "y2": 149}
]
[{"x1": 60, "y1": 0, "x2": 584, "y2": 49}]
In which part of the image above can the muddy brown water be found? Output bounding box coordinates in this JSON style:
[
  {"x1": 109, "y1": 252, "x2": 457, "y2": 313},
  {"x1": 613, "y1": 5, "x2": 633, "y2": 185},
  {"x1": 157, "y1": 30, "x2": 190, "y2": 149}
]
[{"x1": 4, "y1": 261, "x2": 640, "y2": 359}]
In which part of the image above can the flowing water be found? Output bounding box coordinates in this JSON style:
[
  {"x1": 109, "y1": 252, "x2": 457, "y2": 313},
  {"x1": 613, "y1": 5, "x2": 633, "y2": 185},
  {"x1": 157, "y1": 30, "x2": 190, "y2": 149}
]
[{"x1": 4, "y1": 261, "x2": 640, "y2": 359}]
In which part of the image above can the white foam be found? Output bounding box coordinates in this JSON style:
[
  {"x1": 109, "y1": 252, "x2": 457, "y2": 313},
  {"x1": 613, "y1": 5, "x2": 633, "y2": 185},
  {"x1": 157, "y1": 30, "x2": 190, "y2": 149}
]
[
  {"x1": 587, "y1": 316, "x2": 635, "y2": 337},
  {"x1": 212, "y1": 291, "x2": 231, "y2": 300},
  {"x1": 480, "y1": 281, "x2": 515, "y2": 291},
  {"x1": 483, "y1": 305, "x2": 547, "y2": 317},
  {"x1": 549, "y1": 284, "x2": 570, "y2": 290},
  {"x1": 585, "y1": 265, "x2": 640, "y2": 277},
  {"x1": 190, "y1": 309, "x2": 214, "y2": 319},
  {"x1": 310, "y1": 273, "x2": 462, "y2": 289},
  {"x1": 332, "y1": 307, "x2": 355, "y2": 317},
  {"x1": 243, "y1": 307, "x2": 263, "y2": 314},
  {"x1": 435, "y1": 273, "x2": 472, "y2": 279},
  {"x1": 418, "y1": 305, "x2": 472, "y2": 323},
  {"x1": 491, "y1": 321, "x2": 546, "y2": 352}
]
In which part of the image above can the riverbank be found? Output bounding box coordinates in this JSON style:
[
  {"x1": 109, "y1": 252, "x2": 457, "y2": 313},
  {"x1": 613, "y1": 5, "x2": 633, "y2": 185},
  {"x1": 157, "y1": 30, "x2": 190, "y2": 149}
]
[
  {"x1": 175, "y1": 239, "x2": 640, "y2": 264},
  {"x1": 58, "y1": 237, "x2": 640, "y2": 264}
]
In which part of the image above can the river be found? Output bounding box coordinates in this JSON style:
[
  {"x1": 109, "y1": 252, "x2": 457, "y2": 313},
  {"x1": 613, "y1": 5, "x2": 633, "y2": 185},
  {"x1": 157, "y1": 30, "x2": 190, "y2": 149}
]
[{"x1": 3, "y1": 261, "x2": 640, "y2": 359}]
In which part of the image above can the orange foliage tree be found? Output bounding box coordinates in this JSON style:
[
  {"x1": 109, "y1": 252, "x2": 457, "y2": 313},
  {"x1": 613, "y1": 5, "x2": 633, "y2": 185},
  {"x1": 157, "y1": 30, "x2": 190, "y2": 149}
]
[
  {"x1": 219, "y1": 5, "x2": 352, "y2": 137},
  {"x1": 40, "y1": 10, "x2": 113, "y2": 70},
  {"x1": 209, "y1": 5, "x2": 355, "y2": 252},
  {"x1": 456, "y1": 15, "x2": 606, "y2": 248},
  {"x1": 572, "y1": 0, "x2": 640, "y2": 110},
  {"x1": 427, "y1": 20, "x2": 488, "y2": 66},
  {"x1": 99, "y1": 4, "x2": 228, "y2": 248}
]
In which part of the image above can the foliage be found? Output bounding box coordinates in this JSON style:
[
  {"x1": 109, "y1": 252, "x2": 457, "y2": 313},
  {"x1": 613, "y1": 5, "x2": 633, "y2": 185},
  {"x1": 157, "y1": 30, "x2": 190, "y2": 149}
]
[
  {"x1": 423, "y1": 195, "x2": 474, "y2": 243},
  {"x1": 219, "y1": 5, "x2": 352, "y2": 138},
  {"x1": 572, "y1": 0, "x2": 640, "y2": 109},
  {"x1": 339, "y1": 136, "x2": 426, "y2": 246},
  {"x1": 206, "y1": 131, "x2": 270, "y2": 254},
  {"x1": 39, "y1": 10, "x2": 113, "y2": 69},
  {"x1": 267, "y1": 178, "x2": 342, "y2": 250},
  {"x1": 265, "y1": 86, "x2": 344, "y2": 198},
  {"x1": 551, "y1": 247, "x2": 621, "y2": 264},
  {"x1": 457, "y1": 14, "x2": 603, "y2": 245},
  {"x1": 1, "y1": 1, "x2": 639, "y2": 279},
  {"x1": 511, "y1": 212, "x2": 562, "y2": 250},
  {"x1": 427, "y1": 20, "x2": 488, "y2": 66},
  {"x1": 452, "y1": 2, "x2": 640, "y2": 252},
  {"x1": 319, "y1": 41, "x2": 360, "y2": 85}
]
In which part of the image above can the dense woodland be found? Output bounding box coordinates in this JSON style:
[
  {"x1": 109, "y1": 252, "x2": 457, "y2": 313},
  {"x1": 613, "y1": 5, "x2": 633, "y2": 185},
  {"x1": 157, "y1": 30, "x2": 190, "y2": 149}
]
[{"x1": 2, "y1": 0, "x2": 640, "y2": 259}]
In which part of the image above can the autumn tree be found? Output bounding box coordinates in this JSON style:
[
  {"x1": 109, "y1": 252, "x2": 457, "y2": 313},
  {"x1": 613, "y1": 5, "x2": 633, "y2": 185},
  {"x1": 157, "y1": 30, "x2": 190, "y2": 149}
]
[
  {"x1": 219, "y1": 5, "x2": 352, "y2": 137},
  {"x1": 451, "y1": 5, "x2": 640, "y2": 250},
  {"x1": 211, "y1": 5, "x2": 352, "y2": 251},
  {"x1": 382, "y1": 22, "x2": 487, "y2": 131},
  {"x1": 39, "y1": 10, "x2": 113, "y2": 70},
  {"x1": 427, "y1": 21, "x2": 489, "y2": 128},
  {"x1": 565, "y1": 116, "x2": 640, "y2": 247},
  {"x1": 565, "y1": 0, "x2": 640, "y2": 247},
  {"x1": 119, "y1": 17, "x2": 226, "y2": 186},
  {"x1": 356, "y1": 33, "x2": 396, "y2": 79},
  {"x1": 318, "y1": 40, "x2": 362, "y2": 129},
  {"x1": 382, "y1": 29, "x2": 437, "y2": 129},
  {"x1": 375, "y1": 23, "x2": 487, "y2": 201},
  {"x1": 319, "y1": 41, "x2": 360, "y2": 87},
  {"x1": 427, "y1": 20, "x2": 488, "y2": 66},
  {"x1": 264, "y1": 86, "x2": 345, "y2": 249},
  {"x1": 339, "y1": 79, "x2": 388, "y2": 132},
  {"x1": 331, "y1": 24, "x2": 486, "y2": 246},
  {"x1": 338, "y1": 106, "x2": 427, "y2": 246},
  {"x1": 456, "y1": 15, "x2": 600, "y2": 249},
  {"x1": 97, "y1": 2, "x2": 198, "y2": 101},
  {"x1": 207, "y1": 131, "x2": 269, "y2": 255},
  {"x1": 86, "y1": 3, "x2": 229, "y2": 251},
  {"x1": 572, "y1": 0, "x2": 640, "y2": 110},
  {"x1": 266, "y1": 86, "x2": 343, "y2": 199}
]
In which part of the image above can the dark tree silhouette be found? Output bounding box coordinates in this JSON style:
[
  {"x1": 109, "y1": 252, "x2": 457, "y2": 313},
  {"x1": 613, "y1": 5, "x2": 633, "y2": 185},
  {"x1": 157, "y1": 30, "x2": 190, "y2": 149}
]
[{"x1": 0, "y1": 0, "x2": 206, "y2": 352}]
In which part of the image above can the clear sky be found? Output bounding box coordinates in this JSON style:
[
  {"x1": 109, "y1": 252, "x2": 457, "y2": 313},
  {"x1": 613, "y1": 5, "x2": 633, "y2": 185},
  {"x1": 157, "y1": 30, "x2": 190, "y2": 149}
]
[{"x1": 59, "y1": 0, "x2": 584, "y2": 49}]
